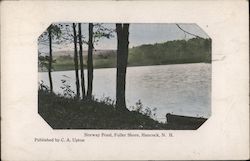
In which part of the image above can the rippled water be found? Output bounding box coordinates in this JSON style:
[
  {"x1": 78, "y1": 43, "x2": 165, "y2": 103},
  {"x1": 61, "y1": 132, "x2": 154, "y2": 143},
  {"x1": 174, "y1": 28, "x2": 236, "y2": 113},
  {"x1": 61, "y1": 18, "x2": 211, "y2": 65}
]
[{"x1": 39, "y1": 63, "x2": 211, "y2": 122}]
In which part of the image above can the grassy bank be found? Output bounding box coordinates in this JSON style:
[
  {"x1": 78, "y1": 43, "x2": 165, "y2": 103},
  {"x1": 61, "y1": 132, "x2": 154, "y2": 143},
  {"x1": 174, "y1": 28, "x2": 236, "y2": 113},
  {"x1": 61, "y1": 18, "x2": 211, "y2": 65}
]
[
  {"x1": 38, "y1": 89, "x2": 207, "y2": 129},
  {"x1": 38, "y1": 89, "x2": 168, "y2": 129}
]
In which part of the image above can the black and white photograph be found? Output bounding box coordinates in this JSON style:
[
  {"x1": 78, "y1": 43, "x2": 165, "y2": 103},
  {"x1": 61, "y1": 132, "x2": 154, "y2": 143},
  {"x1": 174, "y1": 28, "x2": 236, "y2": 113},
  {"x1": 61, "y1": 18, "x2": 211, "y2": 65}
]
[{"x1": 38, "y1": 23, "x2": 211, "y2": 129}]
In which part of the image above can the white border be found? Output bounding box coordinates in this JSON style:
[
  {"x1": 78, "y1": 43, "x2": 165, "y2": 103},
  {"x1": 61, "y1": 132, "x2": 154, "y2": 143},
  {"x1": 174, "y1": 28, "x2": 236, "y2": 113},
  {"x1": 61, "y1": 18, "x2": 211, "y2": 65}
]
[{"x1": 1, "y1": 0, "x2": 249, "y2": 160}]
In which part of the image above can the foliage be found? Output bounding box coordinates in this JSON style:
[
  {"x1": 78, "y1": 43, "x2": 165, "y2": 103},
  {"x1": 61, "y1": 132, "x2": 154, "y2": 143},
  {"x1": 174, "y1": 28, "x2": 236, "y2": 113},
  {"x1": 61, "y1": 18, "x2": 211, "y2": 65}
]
[
  {"x1": 128, "y1": 37, "x2": 211, "y2": 66},
  {"x1": 38, "y1": 24, "x2": 62, "y2": 72},
  {"x1": 38, "y1": 88, "x2": 206, "y2": 130},
  {"x1": 38, "y1": 24, "x2": 62, "y2": 43},
  {"x1": 130, "y1": 100, "x2": 157, "y2": 118},
  {"x1": 99, "y1": 96, "x2": 115, "y2": 106},
  {"x1": 39, "y1": 38, "x2": 211, "y2": 71},
  {"x1": 60, "y1": 79, "x2": 75, "y2": 98},
  {"x1": 38, "y1": 52, "x2": 56, "y2": 71},
  {"x1": 93, "y1": 23, "x2": 115, "y2": 46},
  {"x1": 38, "y1": 80, "x2": 49, "y2": 91},
  {"x1": 38, "y1": 89, "x2": 168, "y2": 129},
  {"x1": 48, "y1": 24, "x2": 62, "y2": 39}
]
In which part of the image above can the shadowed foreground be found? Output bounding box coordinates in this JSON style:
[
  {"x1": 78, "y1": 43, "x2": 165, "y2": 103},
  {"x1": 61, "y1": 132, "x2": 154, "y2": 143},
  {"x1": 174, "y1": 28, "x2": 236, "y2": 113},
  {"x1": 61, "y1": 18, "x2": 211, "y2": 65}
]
[{"x1": 38, "y1": 90, "x2": 207, "y2": 130}]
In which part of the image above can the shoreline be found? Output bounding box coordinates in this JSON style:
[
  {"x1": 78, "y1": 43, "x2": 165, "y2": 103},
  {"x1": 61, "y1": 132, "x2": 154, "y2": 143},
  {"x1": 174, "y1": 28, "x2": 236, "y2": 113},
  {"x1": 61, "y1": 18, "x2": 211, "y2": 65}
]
[
  {"x1": 38, "y1": 89, "x2": 207, "y2": 130},
  {"x1": 39, "y1": 62, "x2": 211, "y2": 73}
]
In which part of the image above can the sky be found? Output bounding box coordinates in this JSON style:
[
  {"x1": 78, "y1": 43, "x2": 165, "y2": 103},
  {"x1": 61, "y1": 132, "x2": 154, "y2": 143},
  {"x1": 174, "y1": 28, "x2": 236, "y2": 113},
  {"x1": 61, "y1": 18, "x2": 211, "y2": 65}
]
[{"x1": 38, "y1": 23, "x2": 210, "y2": 53}]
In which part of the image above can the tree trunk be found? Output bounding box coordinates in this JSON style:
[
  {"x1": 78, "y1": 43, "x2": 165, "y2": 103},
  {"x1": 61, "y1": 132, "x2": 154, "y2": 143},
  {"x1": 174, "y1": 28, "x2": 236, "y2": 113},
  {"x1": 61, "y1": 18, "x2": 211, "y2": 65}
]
[
  {"x1": 78, "y1": 23, "x2": 85, "y2": 99},
  {"x1": 48, "y1": 28, "x2": 53, "y2": 93},
  {"x1": 73, "y1": 23, "x2": 80, "y2": 98},
  {"x1": 87, "y1": 23, "x2": 94, "y2": 100},
  {"x1": 116, "y1": 23, "x2": 129, "y2": 110}
]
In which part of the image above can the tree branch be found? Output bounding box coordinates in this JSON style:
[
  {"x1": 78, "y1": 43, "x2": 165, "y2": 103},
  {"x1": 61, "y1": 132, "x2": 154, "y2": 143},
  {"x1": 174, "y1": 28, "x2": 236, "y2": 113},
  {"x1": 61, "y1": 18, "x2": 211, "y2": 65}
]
[{"x1": 176, "y1": 24, "x2": 203, "y2": 39}]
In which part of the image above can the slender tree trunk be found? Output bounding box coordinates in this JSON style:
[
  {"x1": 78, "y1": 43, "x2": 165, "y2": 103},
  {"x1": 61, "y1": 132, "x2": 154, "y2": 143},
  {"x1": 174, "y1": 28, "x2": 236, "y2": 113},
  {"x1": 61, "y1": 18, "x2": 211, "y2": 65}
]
[
  {"x1": 116, "y1": 24, "x2": 123, "y2": 108},
  {"x1": 87, "y1": 23, "x2": 94, "y2": 100},
  {"x1": 116, "y1": 23, "x2": 129, "y2": 110},
  {"x1": 73, "y1": 23, "x2": 80, "y2": 98},
  {"x1": 48, "y1": 28, "x2": 53, "y2": 93},
  {"x1": 78, "y1": 23, "x2": 85, "y2": 99}
]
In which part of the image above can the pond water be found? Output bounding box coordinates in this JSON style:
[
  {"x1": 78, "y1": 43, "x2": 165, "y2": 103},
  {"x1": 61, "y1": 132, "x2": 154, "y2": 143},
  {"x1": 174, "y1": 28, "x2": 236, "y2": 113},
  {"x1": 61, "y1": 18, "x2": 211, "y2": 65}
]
[{"x1": 38, "y1": 63, "x2": 211, "y2": 122}]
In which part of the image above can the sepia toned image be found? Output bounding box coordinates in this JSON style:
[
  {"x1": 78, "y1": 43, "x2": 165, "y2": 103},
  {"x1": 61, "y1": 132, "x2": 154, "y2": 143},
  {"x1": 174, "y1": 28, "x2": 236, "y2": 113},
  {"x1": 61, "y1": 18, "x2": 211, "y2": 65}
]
[{"x1": 38, "y1": 23, "x2": 211, "y2": 130}]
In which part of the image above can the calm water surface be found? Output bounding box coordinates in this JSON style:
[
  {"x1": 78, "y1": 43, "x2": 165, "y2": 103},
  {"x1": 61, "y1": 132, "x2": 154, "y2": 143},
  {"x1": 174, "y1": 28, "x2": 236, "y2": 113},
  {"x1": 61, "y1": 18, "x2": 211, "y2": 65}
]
[{"x1": 38, "y1": 63, "x2": 211, "y2": 122}]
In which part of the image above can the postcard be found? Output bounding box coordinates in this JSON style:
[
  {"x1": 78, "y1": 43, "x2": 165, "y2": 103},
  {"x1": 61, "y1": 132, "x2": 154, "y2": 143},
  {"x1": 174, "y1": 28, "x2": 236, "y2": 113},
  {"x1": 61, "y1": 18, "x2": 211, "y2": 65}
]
[{"x1": 1, "y1": 0, "x2": 249, "y2": 160}]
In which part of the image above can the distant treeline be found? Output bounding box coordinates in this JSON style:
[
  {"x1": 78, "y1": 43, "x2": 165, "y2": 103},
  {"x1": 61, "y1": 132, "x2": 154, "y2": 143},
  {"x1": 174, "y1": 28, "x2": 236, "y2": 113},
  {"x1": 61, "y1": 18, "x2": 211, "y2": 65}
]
[
  {"x1": 128, "y1": 37, "x2": 211, "y2": 66},
  {"x1": 40, "y1": 37, "x2": 211, "y2": 71}
]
